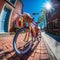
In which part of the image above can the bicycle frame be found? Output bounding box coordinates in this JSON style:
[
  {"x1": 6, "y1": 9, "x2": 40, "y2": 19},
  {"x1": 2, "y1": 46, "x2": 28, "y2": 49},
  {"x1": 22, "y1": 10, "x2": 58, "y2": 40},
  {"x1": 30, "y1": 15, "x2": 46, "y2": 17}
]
[{"x1": 28, "y1": 22, "x2": 40, "y2": 38}]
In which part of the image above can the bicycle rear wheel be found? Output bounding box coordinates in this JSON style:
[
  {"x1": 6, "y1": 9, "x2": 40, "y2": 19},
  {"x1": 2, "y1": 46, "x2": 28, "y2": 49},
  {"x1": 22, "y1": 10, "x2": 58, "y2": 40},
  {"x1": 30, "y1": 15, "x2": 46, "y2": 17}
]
[{"x1": 13, "y1": 28, "x2": 33, "y2": 55}]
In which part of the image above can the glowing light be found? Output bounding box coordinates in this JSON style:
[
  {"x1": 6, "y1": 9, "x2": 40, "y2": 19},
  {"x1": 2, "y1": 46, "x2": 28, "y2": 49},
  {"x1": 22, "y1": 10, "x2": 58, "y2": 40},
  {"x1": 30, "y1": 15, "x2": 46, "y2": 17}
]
[{"x1": 45, "y1": 2, "x2": 52, "y2": 10}]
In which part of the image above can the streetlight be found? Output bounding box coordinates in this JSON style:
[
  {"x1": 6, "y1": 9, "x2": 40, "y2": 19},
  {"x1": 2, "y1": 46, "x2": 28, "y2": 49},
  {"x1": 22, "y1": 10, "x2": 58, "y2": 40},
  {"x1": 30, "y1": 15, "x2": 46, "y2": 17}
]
[{"x1": 45, "y1": 2, "x2": 52, "y2": 10}]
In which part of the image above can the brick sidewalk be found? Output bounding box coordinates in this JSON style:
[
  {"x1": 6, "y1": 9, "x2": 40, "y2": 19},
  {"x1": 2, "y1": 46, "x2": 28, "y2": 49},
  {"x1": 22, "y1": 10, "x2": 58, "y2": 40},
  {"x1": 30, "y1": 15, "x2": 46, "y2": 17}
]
[{"x1": 0, "y1": 35, "x2": 50, "y2": 60}]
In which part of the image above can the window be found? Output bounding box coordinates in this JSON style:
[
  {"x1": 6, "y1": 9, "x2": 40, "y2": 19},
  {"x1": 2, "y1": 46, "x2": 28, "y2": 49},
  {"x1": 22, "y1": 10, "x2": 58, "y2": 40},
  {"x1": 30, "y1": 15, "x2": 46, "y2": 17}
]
[
  {"x1": 0, "y1": 7, "x2": 11, "y2": 32},
  {"x1": 8, "y1": 0, "x2": 16, "y2": 4},
  {"x1": 10, "y1": 0, "x2": 16, "y2": 4},
  {"x1": 53, "y1": 19, "x2": 58, "y2": 29},
  {"x1": 47, "y1": 24, "x2": 50, "y2": 30}
]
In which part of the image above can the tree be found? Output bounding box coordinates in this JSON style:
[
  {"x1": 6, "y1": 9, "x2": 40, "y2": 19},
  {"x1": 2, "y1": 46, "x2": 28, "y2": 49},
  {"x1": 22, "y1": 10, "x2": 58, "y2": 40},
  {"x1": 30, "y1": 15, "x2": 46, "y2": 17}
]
[
  {"x1": 38, "y1": 8, "x2": 47, "y2": 29},
  {"x1": 38, "y1": 8, "x2": 47, "y2": 23}
]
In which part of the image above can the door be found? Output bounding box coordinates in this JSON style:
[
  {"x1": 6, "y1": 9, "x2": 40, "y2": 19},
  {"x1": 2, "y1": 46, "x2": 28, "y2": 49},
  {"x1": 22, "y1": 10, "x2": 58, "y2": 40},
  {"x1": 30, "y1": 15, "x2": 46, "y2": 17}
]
[{"x1": 0, "y1": 7, "x2": 11, "y2": 33}]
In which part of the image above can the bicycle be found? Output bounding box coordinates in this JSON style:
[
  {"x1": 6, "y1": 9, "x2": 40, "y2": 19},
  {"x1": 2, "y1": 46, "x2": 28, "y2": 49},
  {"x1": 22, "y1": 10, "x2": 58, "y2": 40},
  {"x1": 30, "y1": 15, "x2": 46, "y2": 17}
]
[{"x1": 13, "y1": 21, "x2": 41, "y2": 55}]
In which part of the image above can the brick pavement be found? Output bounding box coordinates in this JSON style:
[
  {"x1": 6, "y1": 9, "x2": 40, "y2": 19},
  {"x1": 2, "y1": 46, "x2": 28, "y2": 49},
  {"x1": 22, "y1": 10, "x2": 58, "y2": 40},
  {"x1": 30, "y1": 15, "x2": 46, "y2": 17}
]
[{"x1": 0, "y1": 35, "x2": 50, "y2": 60}]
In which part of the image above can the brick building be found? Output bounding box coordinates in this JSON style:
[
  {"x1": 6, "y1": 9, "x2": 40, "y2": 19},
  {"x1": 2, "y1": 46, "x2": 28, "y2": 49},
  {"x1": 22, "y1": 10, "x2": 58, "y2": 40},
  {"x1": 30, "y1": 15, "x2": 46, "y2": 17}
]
[
  {"x1": 0, "y1": 0, "x2": 23, "y2": 33},
  {"x1": 46, "y1": 0, "x2": 60, "y2": 35}
]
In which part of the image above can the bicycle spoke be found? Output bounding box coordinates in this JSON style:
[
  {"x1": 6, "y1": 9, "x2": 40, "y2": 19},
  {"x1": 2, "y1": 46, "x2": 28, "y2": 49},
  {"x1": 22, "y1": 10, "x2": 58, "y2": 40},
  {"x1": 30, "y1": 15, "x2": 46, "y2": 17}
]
[{"x1": 13, "y1": 28, "x2": 33, "y2": 54}]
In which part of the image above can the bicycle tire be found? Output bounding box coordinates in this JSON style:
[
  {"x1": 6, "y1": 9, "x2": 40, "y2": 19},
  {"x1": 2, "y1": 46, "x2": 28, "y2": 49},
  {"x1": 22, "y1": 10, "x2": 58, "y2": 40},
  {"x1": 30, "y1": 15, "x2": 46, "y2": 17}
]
[{"x1": 13, "y1": 28, "x2": 33, "y2": 55}]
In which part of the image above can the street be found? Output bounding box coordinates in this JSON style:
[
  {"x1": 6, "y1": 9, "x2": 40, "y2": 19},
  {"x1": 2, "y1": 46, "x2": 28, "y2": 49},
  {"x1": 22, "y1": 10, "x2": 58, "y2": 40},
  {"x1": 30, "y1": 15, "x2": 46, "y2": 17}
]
[{"x1": 0, "y1": 33, "x2": 54, "y2": 60}]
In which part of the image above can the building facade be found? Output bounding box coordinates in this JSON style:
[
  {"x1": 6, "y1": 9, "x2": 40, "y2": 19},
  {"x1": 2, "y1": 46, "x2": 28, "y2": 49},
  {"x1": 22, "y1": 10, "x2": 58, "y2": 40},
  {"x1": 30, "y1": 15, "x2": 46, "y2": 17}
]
[
  {"x1": 46, "y1": 0, "x2": 60, "y2": 35},
  {"x1": 0, "y1": 0, "x2": 23, "y2": 33}
]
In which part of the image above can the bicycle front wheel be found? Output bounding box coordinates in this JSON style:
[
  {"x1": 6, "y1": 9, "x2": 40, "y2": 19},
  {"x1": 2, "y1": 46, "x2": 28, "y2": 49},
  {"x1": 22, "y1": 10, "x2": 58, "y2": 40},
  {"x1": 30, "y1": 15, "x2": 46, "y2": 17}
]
[{"x1": 13, "y1": 28, "x2": 33, "y2": 55}]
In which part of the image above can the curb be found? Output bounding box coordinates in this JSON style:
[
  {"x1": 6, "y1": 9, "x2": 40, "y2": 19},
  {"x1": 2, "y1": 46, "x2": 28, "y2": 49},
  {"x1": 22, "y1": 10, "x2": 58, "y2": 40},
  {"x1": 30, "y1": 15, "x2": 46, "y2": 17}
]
[{"x1": 42, "y1": 33, "x2": 57, "y2": 60}]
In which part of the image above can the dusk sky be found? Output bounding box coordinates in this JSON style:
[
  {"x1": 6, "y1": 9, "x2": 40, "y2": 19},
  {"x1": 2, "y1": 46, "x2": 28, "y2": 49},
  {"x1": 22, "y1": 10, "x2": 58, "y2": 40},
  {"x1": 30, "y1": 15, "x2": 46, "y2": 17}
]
[{"x1": 22, "y1": 0, "x2": 50, "y2": 28}]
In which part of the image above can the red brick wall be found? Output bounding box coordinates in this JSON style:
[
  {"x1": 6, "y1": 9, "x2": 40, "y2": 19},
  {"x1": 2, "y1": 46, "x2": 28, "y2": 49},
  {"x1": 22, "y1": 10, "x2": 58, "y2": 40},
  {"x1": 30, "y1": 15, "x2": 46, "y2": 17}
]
[
  {"x1": 10, "y1": 0, "x2": 22, "y2": 32},
  {"x1": 0, "y1": 0, "x2": 5, "y2": 13},
  {"x1": 47, "y1": 6, "x2": 60, "y2": 34}
]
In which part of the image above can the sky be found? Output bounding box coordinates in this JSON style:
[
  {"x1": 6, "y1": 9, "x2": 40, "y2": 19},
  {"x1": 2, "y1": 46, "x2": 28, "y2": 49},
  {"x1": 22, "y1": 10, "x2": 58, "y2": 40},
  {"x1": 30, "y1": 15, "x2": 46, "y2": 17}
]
[{"x1": 22, "y1": 0, "x2": 50, "y2": 28}]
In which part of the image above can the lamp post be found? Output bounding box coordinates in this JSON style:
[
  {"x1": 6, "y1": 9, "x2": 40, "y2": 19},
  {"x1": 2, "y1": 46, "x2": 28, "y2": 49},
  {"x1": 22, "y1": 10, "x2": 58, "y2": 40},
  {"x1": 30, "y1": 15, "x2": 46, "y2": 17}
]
[{"x1": 45, "y1": 2, "x2": 52, "y2": 11}]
